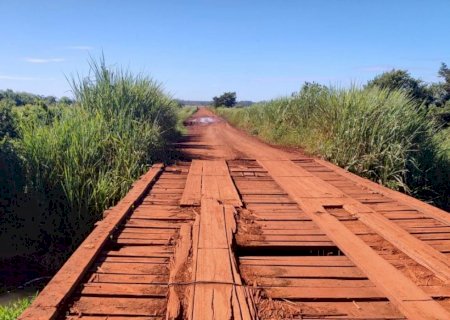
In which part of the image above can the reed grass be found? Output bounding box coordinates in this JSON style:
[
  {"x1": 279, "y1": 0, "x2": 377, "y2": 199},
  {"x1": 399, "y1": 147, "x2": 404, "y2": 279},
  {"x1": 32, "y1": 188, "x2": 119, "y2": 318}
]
[{"x1": 0, "y1": 57, "x2": 180, "y2": 269}]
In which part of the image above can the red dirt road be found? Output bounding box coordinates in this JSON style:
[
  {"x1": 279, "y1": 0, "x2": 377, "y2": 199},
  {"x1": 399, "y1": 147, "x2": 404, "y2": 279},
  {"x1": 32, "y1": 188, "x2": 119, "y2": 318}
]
[{"x1": 180, "y1": 107, "x2": 302, "y2": 160}]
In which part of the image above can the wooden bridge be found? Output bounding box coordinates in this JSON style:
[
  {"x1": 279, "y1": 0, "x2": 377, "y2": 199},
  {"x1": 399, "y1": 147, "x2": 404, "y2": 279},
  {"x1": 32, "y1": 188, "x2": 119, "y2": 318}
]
[{"x1": 20, "y1": 109, "x2": 450, "y2": 319}]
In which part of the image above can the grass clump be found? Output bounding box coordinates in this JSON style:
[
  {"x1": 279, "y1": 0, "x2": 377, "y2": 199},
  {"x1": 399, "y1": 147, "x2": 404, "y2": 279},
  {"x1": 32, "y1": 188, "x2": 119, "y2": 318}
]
[
  {"x1": 0, "y1": 296, "x2": 34, "y2": 320},
  {"x1": 217, "y1": 84, "x2": 450, "y2": 210}
]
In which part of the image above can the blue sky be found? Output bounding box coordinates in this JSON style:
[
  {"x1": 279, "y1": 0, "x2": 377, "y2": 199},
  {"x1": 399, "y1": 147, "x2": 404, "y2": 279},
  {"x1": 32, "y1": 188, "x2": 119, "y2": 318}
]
[{"x1": 0, "y1": 0, "x2": 449, "y2": 101}]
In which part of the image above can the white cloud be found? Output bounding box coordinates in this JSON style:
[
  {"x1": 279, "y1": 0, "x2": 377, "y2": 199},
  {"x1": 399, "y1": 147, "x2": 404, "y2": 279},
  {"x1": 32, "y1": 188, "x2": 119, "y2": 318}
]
[
  {"x1": 66, "y1": 45, "x2": 94, "y2": 50},
  {"x1": 357, "y1": 65, "x2": 394, "y2": 72},
  {"x1": 25, "y1": 57, "x2": 65, "y2": 64},
  {"x1": 0, "y1": 75, "x2": 55, "y2": 81}
]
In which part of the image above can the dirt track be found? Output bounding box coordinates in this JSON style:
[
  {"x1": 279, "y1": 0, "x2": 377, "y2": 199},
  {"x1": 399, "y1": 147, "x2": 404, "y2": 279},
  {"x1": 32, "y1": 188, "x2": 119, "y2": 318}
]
[
  {"x1": 20, "y1": 108, "x2": 450, "y2": 319},
  {"x1": 179, "y1": 107, "x2": 303, "y2": 160}
]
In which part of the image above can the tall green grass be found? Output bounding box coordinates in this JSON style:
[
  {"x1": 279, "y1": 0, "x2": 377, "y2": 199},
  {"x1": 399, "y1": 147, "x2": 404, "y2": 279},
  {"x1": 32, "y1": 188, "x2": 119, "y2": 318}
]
[
  {"x1": 176, "y1": 106, "x2": 198, "y2": 133},
  {"x1": 0, "y1": 58, "x2": 180, "y2": 270},
  {"x1": 217, "y1": 85, "x2": 450, "y2": 210}
]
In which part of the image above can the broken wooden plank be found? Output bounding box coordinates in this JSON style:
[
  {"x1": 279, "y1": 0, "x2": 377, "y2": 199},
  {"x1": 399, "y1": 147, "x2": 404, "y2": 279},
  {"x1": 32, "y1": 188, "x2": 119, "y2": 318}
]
[{"x1": 166, "y1": 224, "x2": 192, "y2": 320}]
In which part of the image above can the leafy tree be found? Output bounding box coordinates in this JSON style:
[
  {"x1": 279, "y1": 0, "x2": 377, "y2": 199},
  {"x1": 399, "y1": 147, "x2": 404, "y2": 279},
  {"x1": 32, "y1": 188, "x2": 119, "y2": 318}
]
[
  {"x1": 438, "y1": 63, "x2": 450, "y2": 101},
  {"x1": 213, "y1": 92, "x2": 237, "y2": 108},
  {"x1": 296, "y1": 82, "x2": 328, "y2": 96},
  {"x1": 59, "y1": 96, "x2": 74, "y2": 105},
  {"x1": 366, "y1": 69, "x2": 431, "y2": 104},
  {"x1": 0, "y1": 100, "x2": 17, "y2": 138},
  {"x1": 0, "y1": 89, "x2": 58, "y2": 106}
]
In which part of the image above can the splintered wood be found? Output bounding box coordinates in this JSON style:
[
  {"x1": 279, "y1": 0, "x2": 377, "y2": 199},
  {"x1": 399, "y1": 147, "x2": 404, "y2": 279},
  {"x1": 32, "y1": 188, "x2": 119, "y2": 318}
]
[{"x1": 188, "y1": 169, "x2": 254, "y2": 319}]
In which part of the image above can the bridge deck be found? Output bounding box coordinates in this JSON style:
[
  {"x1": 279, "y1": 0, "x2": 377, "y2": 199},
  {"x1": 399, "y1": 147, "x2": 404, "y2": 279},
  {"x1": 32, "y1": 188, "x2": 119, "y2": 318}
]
[{"x1": 20, "y1": 157, "x2": 450, "y2": 320}]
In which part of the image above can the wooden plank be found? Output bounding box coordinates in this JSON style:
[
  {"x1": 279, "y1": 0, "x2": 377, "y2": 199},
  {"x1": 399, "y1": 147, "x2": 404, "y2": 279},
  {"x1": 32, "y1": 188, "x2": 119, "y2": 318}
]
[
  {"x1": 240, "y1": 265, "x2": 366, "y2": 278},
  {"x1": 217, "y1": 174, "x2": 243, "y2": 206},
  {"x1": 99, "y1": 256, "x2": 169, "y2": 264},
  {"x1": 81, "y1": 283, "x2": 167, "y2": 297},
  {"x1": 124, "y1": 220, "x2": 181, "y2": 229},
  {"x1": 115, "y1": 238, "x2": 170, "y2": 245},
  {"x1": 108, "y1": 246, "x2": 173, "y2": 258},
  {"x1": 199, "y1": 198, "x2": 228, "y2": 249},
  {"x1": 66, "y1": 317, "x2": 163, "y2": 320},
  {"x1": 243, "y1": 241, "x2": 336, "y2": 247},
  {"x1": 201, "y1": 160, "x2": 242, "y2": 206},
  {"x1": 240, "y1": 255, "x2": 350, "y2": 262},
  {"x1": 254, "y1": 277, "x2": 374, "y2": 288},
  {"x1": 191, "y1": 198, "x2": 234, "y2": 319},
  {"x1": 277, "y1": 176, "x2": 344, "y2": 198},
  {"x1": 185, "y1": 212, "x2": 200, "y2": 320},
  {"x1": 117, "y1": 233, "x2": 172, "y2": 240},
  {"x1": 265, "y1": 286, "x2": 384, "y2": 299},
  {"x1": 87, "y1": 273, "x2": 167, "y2": 284},
  {"x1": 243, "y1": 235, "x2": 331, "y2": 241},
  {"x1": 190, "y1": 198, "x2": 255, "y2": 320},
  {"x1": 254, "y1": 301, "x2": 404, "y2": 319},
  {"x1": 69, "y1": 296, "x2": 166, "y2": 316},
  {"x1": 259, "y1": 160, "x2": 313, "y2": 177},
  {"x1": 19, "y1": 164, "x2": 164, "y2": 320},
  {"x1": 93, "y1": 262, "x2": 168, "y2": 275},
  {"x1": 258, "y1": 159, "x2": 450, "y2": 320},
  {"x1": 180, "y1": 160, "x2": 202, "y2": 206},
  {"x1": 239, "y1": 257, "x2": 355, "y2": 267},
  {"x1": 192, "y1": 284, "x2": 233, "y2": 319},
  {"x1": 201, "y1": 174, "x2": 221, "y2": 201},
  {"x1": 202, "y1": 160, "x2": 229, "y2": 176}
]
